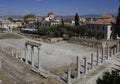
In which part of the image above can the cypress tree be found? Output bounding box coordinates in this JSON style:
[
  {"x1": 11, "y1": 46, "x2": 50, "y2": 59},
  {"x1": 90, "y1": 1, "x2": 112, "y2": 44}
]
[
  {"x1": 116, "y1": 1, "x2": 120, "y2": 37},
  {"x1": 75, "y1": 13, "x2": 79, "y2": 26},
  {"x1": 61, "y1": 18, "x2": 64, "y2": 26}
]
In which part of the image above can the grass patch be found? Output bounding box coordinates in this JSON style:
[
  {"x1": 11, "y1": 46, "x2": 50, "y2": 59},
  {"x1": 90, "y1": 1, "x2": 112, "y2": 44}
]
[{"x1": 0, "y1": 33, "x2": 23, "y2": 39}]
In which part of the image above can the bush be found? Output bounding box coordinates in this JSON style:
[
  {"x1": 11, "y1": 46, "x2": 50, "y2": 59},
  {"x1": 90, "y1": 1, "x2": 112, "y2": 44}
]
[
  {"x1": 37, "y1": 25, "x2": 90, "y2": 38},
  {"x1": 0, "y1": 28, "x2": 6, "y2": 33},
  {"x1": 97, "y1": 70, "x2": 120, "y2": 84}
]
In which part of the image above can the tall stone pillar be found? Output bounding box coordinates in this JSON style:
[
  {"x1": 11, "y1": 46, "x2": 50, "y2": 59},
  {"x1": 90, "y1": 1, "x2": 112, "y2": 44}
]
[
  {"x1": 25, "y1": 43, "x2": 28, "y2": 64},
  {"x1": 114, "y1": 47, "x2": 116, "y2": 55},
  {"x1": 117, "y1": 42, "x2": 120, "y2": 52},
  {"x1": 91, "y1": 53, "x2": 94, "y2": 69},
  {"x1": 110, "y1": 49, "x2": 112, "y2": 57},
  {"x1": 31, "y1": 46, "x2": 34, "y2": 67},
  {"x1": 113, "y1": 47, "x2": 115, "y2": 55},
  {"x1": 67, "y1": 65, "x2": 71, "y2": 84},
  {"x1": 76, "y1": 56, "x2": 80, "y2": 79},
  {"x1": 84, "y1": 57, "x2": 87, "y2": 74},
  {"x1": 101, "y1": 47, "x2": 104, "y2": 63},
  {"x1": 118, "y1": 42, "x2": 120, "y2": 52},
  {"x1": 107, "y1": 43, "x2": 109, "y2": 59},
  {"x1": 116, "y1": 45, "x2": 117, "y2": 54},
  {"x1": 38, "y1": 46, "x2": 41, "y2": 70},
  {"x1": 96, "y1": 50, "x2": 99, "y2": 66}
]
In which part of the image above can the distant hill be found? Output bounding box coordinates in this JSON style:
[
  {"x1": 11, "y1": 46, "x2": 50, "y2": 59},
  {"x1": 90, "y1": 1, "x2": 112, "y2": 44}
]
[
  {"x1": 0, "y1": 15, "x2": 24, "y2": 19},
  {"x1": 81, "y1": 14, "x2": 100, "y2": 18},
  {"x1": 0, "y1": 13, "x2": 117, "y2": 19},
  {"x1": 55, "y1": 14, "x2": 100, "y2": 19}
]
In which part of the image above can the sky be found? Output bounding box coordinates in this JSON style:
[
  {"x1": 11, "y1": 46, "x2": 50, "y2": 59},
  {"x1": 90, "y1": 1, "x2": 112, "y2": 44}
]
[{"x1": 0, "y1": 0, "x2": 119, "y2": 16}]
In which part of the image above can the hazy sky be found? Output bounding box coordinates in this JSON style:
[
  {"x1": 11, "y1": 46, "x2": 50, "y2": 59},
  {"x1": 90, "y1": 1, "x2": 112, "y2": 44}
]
[{"x1": 0, "y1": 0, "x2": 119, "y2": 16}]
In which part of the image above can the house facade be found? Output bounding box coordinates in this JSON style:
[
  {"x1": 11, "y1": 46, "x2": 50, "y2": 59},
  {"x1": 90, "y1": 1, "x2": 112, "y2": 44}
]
[
  {"x1": 40, "y1": 12, "x2": 61, "y2": 26},
  {"x1": 0, "y1": 18, "x2": 24, "y2": 32},
  {"x1": 40, "y1": 20, "x2": 60, "y2": 26},
  {"x1": 64, "y1": 18, "x2": 75, "y2": 26},
  {"x1": 87, "y1": 14, "x2": 116, "y2": 40},
  {"x1": 45, "y1": 12, "x2": 54, "y2": 21}
]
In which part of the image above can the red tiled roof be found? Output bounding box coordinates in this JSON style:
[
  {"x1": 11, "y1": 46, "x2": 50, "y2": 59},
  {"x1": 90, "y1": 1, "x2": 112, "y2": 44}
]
[
  {"x1": 87, "y1": 14, "x2": 116, "y2": 25},
  {"x1": 100, "y1": 14, "x2": 113, "y2": 19},
  {"x1": 48, "y1": 12, "x2": 54, "y2": 15},
  {"x1": 26, "y1": 18, "x2": 35, "y2": 21},
  {"x1": 64, "y1": 18, "x2": 75, "y2": 22}
]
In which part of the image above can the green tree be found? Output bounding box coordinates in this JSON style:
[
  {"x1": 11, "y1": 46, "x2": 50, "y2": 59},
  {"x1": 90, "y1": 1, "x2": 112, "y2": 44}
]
[
  {"x1": 116, "y1": 4, "x2": 120, "y2": 37},
  {"x1": 75, "y1": 13, "x2": 79, "y2": 26},
  {"x1": 7, "y1": 17, "x2": 13, "y2": 22},
  {"x1": 97, "y1": 31, "x2": 105, "y2": 39},
  {"x1": 24, "y1": 14, "x2": 35, "y2": 22},
  {"x1": 35, "y1": 18, "x2": 40, "y2": 29},
  {"x1": 97, "y1": 70, "x2": 120, "y2": 84},
  {"x1": 61, "y1": 18, "x2": 64, "y2": 26}
]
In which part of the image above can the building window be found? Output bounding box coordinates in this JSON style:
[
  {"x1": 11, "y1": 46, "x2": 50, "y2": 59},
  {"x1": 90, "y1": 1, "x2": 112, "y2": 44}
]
[
  {"x1": 103, "y1": 26, "x2": 105, "y2": 30},
  {"x1": 92, "y1": 26, "x2": 94, "y2": 30},
  {"x1": 97, "y1": 26, "x2": 99, "y2": 30},
  {"x1": 111, "y1": 27, "x2": 113, "y2": 31}
]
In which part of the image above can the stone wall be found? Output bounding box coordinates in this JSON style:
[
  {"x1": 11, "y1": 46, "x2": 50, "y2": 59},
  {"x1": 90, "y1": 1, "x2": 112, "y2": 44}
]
[{"x1": 69, "y1": 37, "x2": 102, "y2": 48}]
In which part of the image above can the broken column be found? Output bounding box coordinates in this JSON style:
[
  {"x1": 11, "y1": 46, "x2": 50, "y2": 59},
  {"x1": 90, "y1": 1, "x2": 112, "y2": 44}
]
[
  {"x1": 101, "y1": 47, "x2": 104, "y2": 63},
  {"x1": 110, "y1": 49, "x2": 113, "y2": 57},
  {"x1": 38, "y1": 46, "x2": 41, "y2": 70},
  {"x1": 1, "y1": 41, "x2": 4, "y2": 51},
  {"x1": 114, "y1": 46, "x2": 117, "y2": 55},
  {"x1": 15, "y1": 49, "x2": 18, "y2": 58},
  {"x1": 116, "y1": 45, "x2": 117, "y2": 54},
  {"x1": 31, "y1": 46, "x2": 34, "y2": 67},
  {"x1": 113, "y1": 47, "x2": 115, "y2": 55},
  {"x1": 91, "y1": 53, "x2": 94, "y2": 69},
  {"x1": 84, "y1": 57, "x2": 87, "y2": 74},
  {"x1": 115, "y1": 46, "x2": 116, "y2": 55},
  {"x1": 11, "y1": 49, "x2": 14, "y2": 57},
  {"x1": 20, "y1": 48, "x2": 22, "y2": 60},
  {"x1": 67, "y1": 65, "x2": 71, "y2": 84},
  {"x1": 76, "y1": 56, "x2": 80, "y2": 79},
  {"x1": 96, "y1": 50, "x2": 99, "y2": 66}
]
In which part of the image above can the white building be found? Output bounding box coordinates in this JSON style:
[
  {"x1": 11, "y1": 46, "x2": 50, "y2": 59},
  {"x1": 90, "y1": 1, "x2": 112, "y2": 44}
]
[
  {"x1": 87, "y1": 14, "x2": 116, "y2": 40},
  {"x1": 40, "y1": 12, "x2": 61, "y2": 26},
  {"x1": 1, "y1": 18, "x2": 23, "y2": 32},
  {"x1": 45, "y1": 12, "x2": 54, "y2": 21},
  {"x1": 40, "y1": 20, "x2": 60, "y2": 26}
]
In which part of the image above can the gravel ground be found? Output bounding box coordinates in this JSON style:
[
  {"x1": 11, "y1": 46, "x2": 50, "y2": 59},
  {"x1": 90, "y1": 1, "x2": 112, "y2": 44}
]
[
  {"x1": 0, "y1": 37, "x2": 119, "y2": 84},
  {"x1": 0, "y1": 69, "x2": 15, "y2": 84},
  {"x1": 0, "y1": 39, "x2": 97, "y2": 69}
]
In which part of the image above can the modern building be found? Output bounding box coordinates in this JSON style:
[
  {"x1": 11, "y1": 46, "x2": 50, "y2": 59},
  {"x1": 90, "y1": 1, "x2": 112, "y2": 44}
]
[{"x1": 87, "y1": 14, "x2": 116, "y2": 40}]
